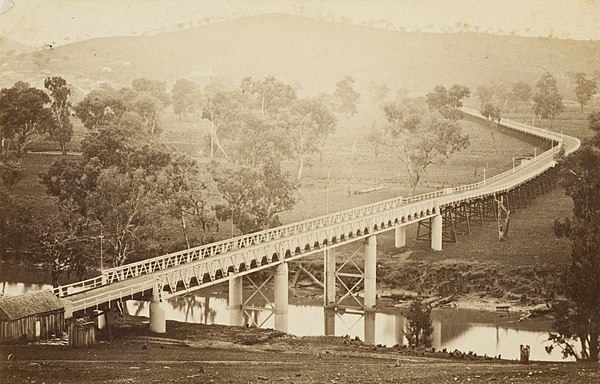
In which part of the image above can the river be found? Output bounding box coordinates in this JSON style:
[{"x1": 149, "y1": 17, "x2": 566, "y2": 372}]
[{"x1": 1, "y1": 280, "x2": 572, "y2": 362}]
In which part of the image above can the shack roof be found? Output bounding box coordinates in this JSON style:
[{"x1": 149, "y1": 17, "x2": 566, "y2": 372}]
[{"x1": 0, "y1": 290, "x2": 64, "y2": 321}]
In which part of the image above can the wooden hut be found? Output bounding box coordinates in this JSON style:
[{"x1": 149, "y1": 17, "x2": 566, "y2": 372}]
[
  {"x1": 0, "y1": 290, "x2": 65, "y2": 341},
  {"x1": 68, "y1": 318, "x2": 96, "y2": 347}
]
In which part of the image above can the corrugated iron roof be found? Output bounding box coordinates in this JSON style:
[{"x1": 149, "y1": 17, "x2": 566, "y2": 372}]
[{"x1": 0, "y1": 290, "x2": 64, "y2": 321}]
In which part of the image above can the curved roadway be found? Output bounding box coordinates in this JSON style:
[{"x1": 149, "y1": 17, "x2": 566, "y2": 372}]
[{"x1": 57, "y1": 109, "x2": 581, "y2": 312}]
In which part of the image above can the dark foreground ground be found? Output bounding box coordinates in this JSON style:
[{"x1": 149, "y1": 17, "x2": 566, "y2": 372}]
[{"x1": 1, "y1": 319, "x2": 598, "y2": 384}]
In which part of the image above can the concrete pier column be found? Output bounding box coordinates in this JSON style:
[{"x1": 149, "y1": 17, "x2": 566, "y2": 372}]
[
  {"x1": 364, "y1": 311, "x2": 376, "y2": 344},
  {"x1": 394, "y1": 226, "x2": 406, "y2": 248},
  {"x1": 228, "y1": 276, "x2": 244, "y2": 327},
  {"x1": 431, "y1": 203, "x2": 443, "y2": 251},
  {"x1": 324, "y1": 307, "x2": 336, "y2": 336},
  {"x1": 324, "y1": 249, "x2": 336, "y2": 307},
  {"x1": 364, "y1": 235, "x2": 377, "y2": 310},
  {"x1": 149, "y1": 282, "x2": 166, "y2": 333},
  {"x1": 274, "y1": 263, "x2": 289, "y2": 333}
]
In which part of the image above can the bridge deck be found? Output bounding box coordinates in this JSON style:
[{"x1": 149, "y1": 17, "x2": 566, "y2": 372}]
[{"x1": 59, "y1": 109, "x2": 580, "y2": 313}]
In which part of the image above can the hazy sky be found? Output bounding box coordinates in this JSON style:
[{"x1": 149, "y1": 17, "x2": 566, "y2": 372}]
[{"x1": 1, "y1": 0, "x2": 599, "y2": 48}]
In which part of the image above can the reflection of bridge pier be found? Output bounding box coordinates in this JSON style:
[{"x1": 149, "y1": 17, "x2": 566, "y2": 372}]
[
  {"x1": 323, "y1": 307, "x2": 376, "y2": 344},
  {"x1": 324, "y1": 307, "x2": 335, "y2": 336},
  {"x1": 364, "y1": 311, "x2": 375, "y2": 344}
]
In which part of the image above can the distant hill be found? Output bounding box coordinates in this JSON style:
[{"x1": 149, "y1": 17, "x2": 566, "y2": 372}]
[
  {"x1": 4, "y1": 14, "x2": 600, "y2": 96},
  {"x1": 0, "y1": 36, "x2": 33, "y2": 57}
]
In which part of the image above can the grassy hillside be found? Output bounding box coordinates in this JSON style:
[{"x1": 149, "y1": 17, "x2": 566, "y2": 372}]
[{"x1": 3, "y1": 13, "x2": 599, "y2": 97}]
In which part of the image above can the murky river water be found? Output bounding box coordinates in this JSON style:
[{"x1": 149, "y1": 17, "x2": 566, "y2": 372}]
[{"x1": 2, "y1": 280, "x2": 572, "y2": 362}]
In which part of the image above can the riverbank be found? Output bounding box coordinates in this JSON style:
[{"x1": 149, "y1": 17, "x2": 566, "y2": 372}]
[{"x1": 1, "y1": 317, "x2": 597, "y2": 384}]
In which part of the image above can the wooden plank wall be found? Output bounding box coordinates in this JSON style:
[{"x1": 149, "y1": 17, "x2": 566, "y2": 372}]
[
  {"x1": 68, "y1": 321, "x2": 96, "y2": 347},
  {"x1": 0, "y1": 311, "x2": 65, "y2": 341}
]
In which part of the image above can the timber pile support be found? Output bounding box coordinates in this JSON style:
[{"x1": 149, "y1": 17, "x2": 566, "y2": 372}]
[{"x1": 415, "y1": 168, "x2": 557, "y2": 245}]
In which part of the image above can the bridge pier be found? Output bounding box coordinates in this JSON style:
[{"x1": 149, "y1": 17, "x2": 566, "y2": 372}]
[
  {"x1": 149, "y1": 282, "x2": 166, "y2": 334},
  {"x1": 394, "y1": 226, "x2": 406, "y2": 248},
  {"x1": 228, "y1": 276, "x2": 244, "y2": 327},
  {"x1": 324, "y1": 249, "x2": 336, "y2": 307},
  {"x1": 364, "y1": 235, "x2": 377, "y2": 310},
  {"x1": 274, "y1": 262, "x2": 289, "y2": 333},
  {"x1": 431, "y1": 205, "x2": 443, "y2": 251}
]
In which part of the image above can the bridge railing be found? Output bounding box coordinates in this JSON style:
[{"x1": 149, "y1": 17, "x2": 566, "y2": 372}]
[
  {"x1": 100, "y1": 190, "x2": 421, "y2": 283},
  {"x1": 53, "y1": 109, "x2": 577, "y2": 296},
  {"x1": 68, "y1": 280, "x2": 156, "y2": 312},
  {"x1": 53, "y1": 275, "x2": 105, "y2": 298}
]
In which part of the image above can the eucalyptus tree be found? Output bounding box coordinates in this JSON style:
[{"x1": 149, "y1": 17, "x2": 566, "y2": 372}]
[
  {"x1": 0, "y1": 81, "x2": 55, "y2": 157},
  {"x1": 372, "y1": 95, "x2": 469, "y2": 195},
  {"x1": 532, "y1": 72, "x2": 564, "y2": 128},
  {"x1": 44, "y1": 76, "x2": 73, "y2": 155}
]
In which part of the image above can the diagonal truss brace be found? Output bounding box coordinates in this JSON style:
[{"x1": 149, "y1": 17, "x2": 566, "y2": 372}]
[
  {"x1": 242, "y1": 273, "x2": 275, "y2": 328},
  {"x1": 335, "y1": 244, "x2": 366, "y2": 309}
]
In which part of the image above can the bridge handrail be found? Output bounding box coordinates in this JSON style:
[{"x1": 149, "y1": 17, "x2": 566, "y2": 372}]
[
  {"x1": 52, "y1": 275, "x2": 105, "y2": 297},
  {"x1": 51, "y1": 108, "x2": 578, "y2": 297},
  {"x1": 67, "y1": 280, "x2": 156, "y2": 312}
]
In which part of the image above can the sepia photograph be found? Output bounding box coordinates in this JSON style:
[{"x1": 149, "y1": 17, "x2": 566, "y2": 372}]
[{"x1": 0, "y1": 0, "x2": 599, "y2": 382}]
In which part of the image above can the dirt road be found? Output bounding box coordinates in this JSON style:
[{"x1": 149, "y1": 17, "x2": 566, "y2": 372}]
[{"x1": 1, "y1": 320, "x2": 598, "y2": 384}]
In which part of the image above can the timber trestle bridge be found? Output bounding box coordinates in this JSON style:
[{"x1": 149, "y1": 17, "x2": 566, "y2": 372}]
[{"x1": 37, "y1": 108, "x2": 581, "y2": 334}]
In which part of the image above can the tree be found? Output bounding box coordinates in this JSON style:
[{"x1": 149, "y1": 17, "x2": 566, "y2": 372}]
[
  {"x1": 590, "y1": 111, "x2": 600, "y2": 148},
  {"x1": 158, "y1": 155, "x2": 218, "y2": 247},
  {"x1": 284, "y1": 96, "x2": 337, "y2": 180},
  {"x1": 0, "y1": 187, "x2": 33, "y2": 261},
  {"x1": 547, "y1": 116, "x2": 600, "y2": 362},
  {"x1": 480, "y1": 101, "x2": 501, "y2": 125},
  {"x1": 240, "y1": 76, "x2": 297, "y2": 117},
  {"x1": 204, "y1": 76, "x2": 235, "y2": 99},
  {"x1": 334, "y1": 76, "x2": 360, "y2": 117},
  {"x1": 172, "y1": 78, "x2": 201, "y2": 120},
  {"x1": 426, "y1": 84, "x2": 470, "y2": 119},
  {"x1": 42, "y1": 120, "x2": 175, "y2": 266},
  {"x1": 476, "y1": 85, "x2": 495, "y2": 107},
  {"x1": 510, "y1": 81, "x2": 532, "y2": 110},
  {"x1": 33, "y1": 207, "x2": 94, "y2": 287},
  {"x1": 0, "y1": 82, "x2": 54, "y2": 157},
  {"x1": 368, "y1": 80, "x2": 390, "y2": 106},
  {"x1": 211, "y1": 160, "x2": 296, "y2": 234},
  {"x1": 74, "y1": 88, "x2": 126, "y2": 130},
  {"x1": 0, "y1": 159, "x2": 24, "y2": 189},
  {"x1": 405, "y1": 298, "x2": 434, "y2": 348},
  {"x1": 88, "y1": 166, "x2": 168, "y2": 266},
  {"x1": 201, "y1": 90, "x2": 251, "y2": 159},
  {"x1": 532, "y1": 72, "x2": 564, "y2": 128},
  {"x1": 372, "y1": 96, "x2": 469, "y2": 195},
  {"x1": 572, "y1": 72, "x2": 597, "y2": 111},
  {"x1": 131, "y1": 78, "x2": 170, "y2": 107},
  {"x1": 44, "y1": 76, "x2": 73, "y2": 155},
  {"x1": 130, "y1": 93, "x2": 163, "y2": 139}
]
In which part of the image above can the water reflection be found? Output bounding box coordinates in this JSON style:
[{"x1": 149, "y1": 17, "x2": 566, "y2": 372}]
[
  {"x1": 2, "y1": 281, "x2": 572, "y2": 362},
  {"x1": 1, "y1": 281, "x2": 53, "y2": 297},
  {"x1": 122, "y1": 291, "x2": 571, "y2": 362}
]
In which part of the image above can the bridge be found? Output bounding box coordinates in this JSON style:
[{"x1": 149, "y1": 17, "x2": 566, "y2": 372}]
[{"x1": 46, "y1": 108, "x2": 580, "y2": 335}]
